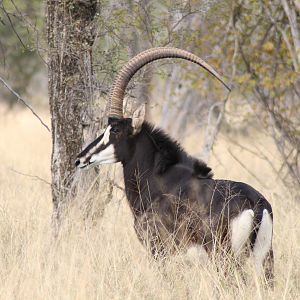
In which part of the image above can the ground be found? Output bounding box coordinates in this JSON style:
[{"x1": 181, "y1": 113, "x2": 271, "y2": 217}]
[{"x1": 0, "y1": 106, "x2": 299, "y2": 299}]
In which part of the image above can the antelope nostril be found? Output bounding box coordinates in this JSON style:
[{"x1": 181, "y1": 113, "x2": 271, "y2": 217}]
[{"x1": 75, "y1": 159, "x2": 80, "y2": 167}]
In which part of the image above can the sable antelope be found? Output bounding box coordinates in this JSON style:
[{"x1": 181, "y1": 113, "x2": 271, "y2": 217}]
[{"x1": 76, "y1": 48, "x2": 274, "y2": 282}]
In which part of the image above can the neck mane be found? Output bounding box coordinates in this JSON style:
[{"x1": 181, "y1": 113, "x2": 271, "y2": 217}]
[
  {"x1": 122, "y1": 121, "x2": 213, "y2": 215},
  {"x1": 138, "y1": 122, "x2": 213, "y2": 176}
]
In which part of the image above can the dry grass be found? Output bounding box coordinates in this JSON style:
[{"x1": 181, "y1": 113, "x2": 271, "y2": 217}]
[{"x1": 0, "y1": 107, "x2": 299, "y2": 299}]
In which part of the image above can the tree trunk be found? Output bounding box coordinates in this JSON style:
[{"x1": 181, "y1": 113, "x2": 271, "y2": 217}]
[{"x1": 47, "y1": 0, "x2": 98, "y2": 227}]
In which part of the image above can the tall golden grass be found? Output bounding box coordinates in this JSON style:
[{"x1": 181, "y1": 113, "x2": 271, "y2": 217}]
[{"x1": 0, "y1": 107, "x2": 299, "y2": 299}]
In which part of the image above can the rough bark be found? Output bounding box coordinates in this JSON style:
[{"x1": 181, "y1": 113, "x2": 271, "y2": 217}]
[{"x1": 47, "y1": 0, "x2": 98, "y2": 225}]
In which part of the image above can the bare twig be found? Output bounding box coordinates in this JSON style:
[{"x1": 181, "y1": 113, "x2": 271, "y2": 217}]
[
  {"x1": 226, "y1": 135, "x2": 265, "y2": 158},
  {"x1": 227, "y1": 147, "x2": 270, "y2": 189},
  {"x1": 0, "y1": 76, "x2": 50, "y2": 132},
  {"x1": 108, "y1": 179, "x2": 125, "y2": 192},
  {"x1": 0, "y1": 5, "x2": 26, "y2": 49},
  {"x1": 226, "y1": 135, "x2": 284, "y2": 183},
  {"x1": 9, "y1": 0, "x2": 47, "y2": 65},
  {"x1": 9, "y1": 168, "x2": 51, "y2": 186}
]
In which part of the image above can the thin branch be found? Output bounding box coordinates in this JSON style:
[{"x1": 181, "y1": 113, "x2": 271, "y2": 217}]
[
  {"x1": 262, "y1": 0, "x2": 299, "y2": 72},
  {"x1": 108, "y1": 179, "x2": 125, "y2": 192},
  {"x1": 0, "y1": 5, "x2": 26, "y2": 49},
  {"x1": 169, "y1": 10, "x2": 196, "y2": 32},
  {"x1": 226, "y1": 135, "x2": 265, "y2": 159},
  {"x1": 281, "y1": 0, "x2": 300, "y2": 65},
  {"x1": 0, "y1": 76, "x2": 50, "y2": 132},
  {"x1": 9, "y1": 168, "x2": 51, "y2": 186},
  {"x1": 9, "y1": 0, "x2": 47, "y2": 65},
  {"x1": 227, "y1": 147, "x2": 270, "y2": 189}
]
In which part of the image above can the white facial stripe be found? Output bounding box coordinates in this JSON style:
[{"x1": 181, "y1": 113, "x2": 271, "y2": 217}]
[
  {"x1": 99, "y1": 125, "x2": 111, "y2": 146},
  {"x1": 89, "y1": 144, "x2": 116, "y2": 164},
  {"x1": 81, "y1": 125, "x2": 112, "y2": 162}
]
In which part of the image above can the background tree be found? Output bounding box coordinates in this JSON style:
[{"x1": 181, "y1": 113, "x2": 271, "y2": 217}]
[
  {"x1": 47, "y1": 0, "x2": 99, "y2": 227},
  {"x1": 98, "y1": 0, "x2": 299, "y2": 192},
  {"x1": 226, "y1": 0, "x2": 300, "y2": 191},
  {"x1": 0, "y1": 0, "x2": 45, "y2": 105},
  {"x1": 2, "y1": 0, "x2": 299, "y2": 227}
]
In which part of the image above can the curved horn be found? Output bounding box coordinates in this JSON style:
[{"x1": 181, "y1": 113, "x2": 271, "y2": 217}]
[{"x1": 109, "y1": 47, "x2": 231, "y2": 119}]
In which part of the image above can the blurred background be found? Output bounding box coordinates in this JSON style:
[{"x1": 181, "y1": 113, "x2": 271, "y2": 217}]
[
  {"x1": 1, "y1": 0, "x2": 299, "y2": 194},
  {"x1": 0, "y1": 1, "x2": 299, "y2": 297}
]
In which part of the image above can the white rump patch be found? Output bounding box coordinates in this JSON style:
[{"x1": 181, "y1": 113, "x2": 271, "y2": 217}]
[
  {"x1": 252, "y1": 209, "x2": 273, "y2": 274},
  {"x1": 89, "y1": 144, "x2": 117, "y2": 165},
  {"x1": 231, "y1": 209, "x2": 254, "y2": 256},
  {"x1": 185, "y1": 244, "x2": 209, "y2": 266}
]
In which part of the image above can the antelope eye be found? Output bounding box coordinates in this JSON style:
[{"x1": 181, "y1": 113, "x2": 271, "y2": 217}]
[{"x1": 111, "y1": 127, "x2": 120, "y2": 134}]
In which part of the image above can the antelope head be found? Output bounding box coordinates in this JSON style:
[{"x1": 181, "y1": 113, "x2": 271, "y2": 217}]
[
  {"x1": 75, "y1": 106, "x2": 145, "y2": 168},
  {"x1": 76, "y1": 47, "x2": 231, "y2": 169}
]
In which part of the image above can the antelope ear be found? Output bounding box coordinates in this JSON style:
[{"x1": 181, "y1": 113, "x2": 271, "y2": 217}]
[{"x1": 132, "y1": 104, "x2": 145, "y2": 134}]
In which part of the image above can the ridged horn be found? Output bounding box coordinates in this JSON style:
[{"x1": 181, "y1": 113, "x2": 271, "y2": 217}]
[{"x1": 108, "y1": 47, "x2": 231, "y2": 119}]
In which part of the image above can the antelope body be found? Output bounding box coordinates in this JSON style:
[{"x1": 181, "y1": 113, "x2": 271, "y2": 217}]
[{"x1": 76, "y1": 48, "x2": 274, "y2": 282}]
